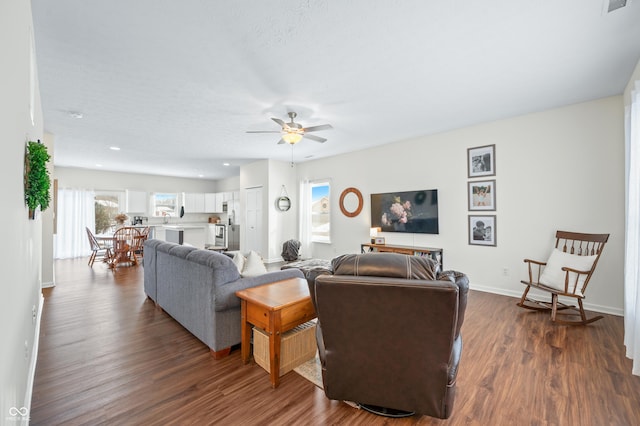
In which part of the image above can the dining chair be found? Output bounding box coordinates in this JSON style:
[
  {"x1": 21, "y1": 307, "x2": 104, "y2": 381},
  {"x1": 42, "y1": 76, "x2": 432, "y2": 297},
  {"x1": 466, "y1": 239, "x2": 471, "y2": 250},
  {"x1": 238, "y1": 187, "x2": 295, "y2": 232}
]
[
  {"x1": 136, "y1": 226, "x2": 150, "y2": 256},
  {"x1": 86, "y1": 227, "x2": 112, "y2": 267},
  {"x1": 111, "y1": 227, "x2": 142, "y2": 268}
]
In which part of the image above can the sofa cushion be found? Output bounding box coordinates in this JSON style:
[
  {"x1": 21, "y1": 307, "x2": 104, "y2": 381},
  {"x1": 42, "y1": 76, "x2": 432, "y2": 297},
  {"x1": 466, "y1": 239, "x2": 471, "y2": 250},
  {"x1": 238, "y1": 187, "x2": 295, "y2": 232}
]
[
  {"x1": 232, "y1": 252, "x2": 246, "y2": 273},
  {"x1": 242, "y1": 251, "x2": 268, "y2": 277},
  {"x1": 332, "y1": 252, "x2": 437, "y2": 280}
]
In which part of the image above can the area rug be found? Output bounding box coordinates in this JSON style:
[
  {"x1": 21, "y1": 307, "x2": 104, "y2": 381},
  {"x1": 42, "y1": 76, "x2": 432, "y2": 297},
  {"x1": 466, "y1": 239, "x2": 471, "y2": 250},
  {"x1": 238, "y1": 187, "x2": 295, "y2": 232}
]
[
  {"x1": 293, "y1": 352, "x2": 323, "y2": 389},
  {"x1": 293, "y1": 353, "x2": 359, "y2": 409}
]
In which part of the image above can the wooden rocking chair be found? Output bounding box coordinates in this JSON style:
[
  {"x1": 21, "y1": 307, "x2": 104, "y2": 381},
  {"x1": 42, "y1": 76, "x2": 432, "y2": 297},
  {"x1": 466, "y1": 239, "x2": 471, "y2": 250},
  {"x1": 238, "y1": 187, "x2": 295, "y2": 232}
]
[{"x1": 517, "y1": 230, "x2": 609, "y2": 325}]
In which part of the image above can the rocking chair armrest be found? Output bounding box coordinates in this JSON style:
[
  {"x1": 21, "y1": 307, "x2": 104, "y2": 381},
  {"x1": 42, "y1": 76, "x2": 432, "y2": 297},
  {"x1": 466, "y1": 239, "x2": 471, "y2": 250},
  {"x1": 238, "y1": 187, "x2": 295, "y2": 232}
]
[
  {"x1": 523, "y1": 258, "x2": 546, "y2": 283},
  {"x1": 523, "y1": 258, "x2": 546, "y2": 266},
  {"x1": 560, "y1": 266, "x2": 591, "y2": 275},
  {"x1": 559, "y1": 267, "x2": 591, "y2": 296}
]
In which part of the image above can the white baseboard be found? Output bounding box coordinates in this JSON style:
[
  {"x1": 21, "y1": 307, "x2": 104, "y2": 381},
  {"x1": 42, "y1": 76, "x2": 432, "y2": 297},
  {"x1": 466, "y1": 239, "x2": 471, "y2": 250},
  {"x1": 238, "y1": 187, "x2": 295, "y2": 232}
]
[
  {"x1": 471, "y1": 283, "x2": 623, "y2": 317},
  {"x1": 24, "y1": 292, "x2": 44, "y2": 418}
]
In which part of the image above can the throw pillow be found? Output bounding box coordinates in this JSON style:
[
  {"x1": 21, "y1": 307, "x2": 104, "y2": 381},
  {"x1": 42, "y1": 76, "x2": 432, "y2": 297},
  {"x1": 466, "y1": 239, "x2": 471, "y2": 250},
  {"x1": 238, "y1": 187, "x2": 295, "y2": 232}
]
[
  {"x1": 232, "y1": 252, "x2": 246, "y2": 274},
  {"x1": 539, "y1": 249, "x2": 597, "y2": 295},
  {"x1": 242, "y1": 251, "x2": 267, "y2": 277}
]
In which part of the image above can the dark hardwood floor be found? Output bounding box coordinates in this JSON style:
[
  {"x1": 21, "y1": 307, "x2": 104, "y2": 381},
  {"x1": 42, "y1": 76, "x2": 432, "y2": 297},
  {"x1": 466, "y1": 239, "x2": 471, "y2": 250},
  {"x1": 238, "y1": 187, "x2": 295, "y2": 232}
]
[{"x1": 31, "y1": 259, "x2": 640, "y2": 425}]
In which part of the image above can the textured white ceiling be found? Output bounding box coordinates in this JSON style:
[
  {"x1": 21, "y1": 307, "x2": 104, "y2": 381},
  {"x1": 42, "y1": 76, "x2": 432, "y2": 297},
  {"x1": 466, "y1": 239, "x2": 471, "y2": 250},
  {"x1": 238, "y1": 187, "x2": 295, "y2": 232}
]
[{"x1": 32, "y1": 0, "x2": 640, "y2": 180}]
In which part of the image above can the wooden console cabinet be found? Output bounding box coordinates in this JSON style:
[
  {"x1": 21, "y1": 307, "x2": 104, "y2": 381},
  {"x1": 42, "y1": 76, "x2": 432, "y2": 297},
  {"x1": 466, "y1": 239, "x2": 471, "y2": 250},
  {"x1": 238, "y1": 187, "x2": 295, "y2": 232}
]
[{"x1": 361, "y1": 243, "x2": 443, "y2": 269}]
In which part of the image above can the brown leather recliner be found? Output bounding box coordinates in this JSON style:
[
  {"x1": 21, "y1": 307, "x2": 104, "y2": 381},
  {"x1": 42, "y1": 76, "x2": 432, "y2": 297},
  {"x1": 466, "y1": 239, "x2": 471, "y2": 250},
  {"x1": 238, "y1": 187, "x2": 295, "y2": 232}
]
[{"x1": 311, "y1": 253, "x2": 469, "y2": 419}]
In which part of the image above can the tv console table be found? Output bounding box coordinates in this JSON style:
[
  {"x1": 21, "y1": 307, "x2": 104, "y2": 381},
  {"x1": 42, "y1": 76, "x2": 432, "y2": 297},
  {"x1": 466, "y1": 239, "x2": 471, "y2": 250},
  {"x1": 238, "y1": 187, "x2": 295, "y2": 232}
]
[{"x1": 360, "y1": 243, "x2": 443, "y2": 269}]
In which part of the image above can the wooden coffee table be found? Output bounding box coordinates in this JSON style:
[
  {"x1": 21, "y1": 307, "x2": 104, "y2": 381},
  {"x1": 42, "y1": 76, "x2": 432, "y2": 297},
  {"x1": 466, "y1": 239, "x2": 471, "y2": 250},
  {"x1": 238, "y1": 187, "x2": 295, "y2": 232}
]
[{"x1": 236, "y1": 277, "x2": 316, "y2": 388}]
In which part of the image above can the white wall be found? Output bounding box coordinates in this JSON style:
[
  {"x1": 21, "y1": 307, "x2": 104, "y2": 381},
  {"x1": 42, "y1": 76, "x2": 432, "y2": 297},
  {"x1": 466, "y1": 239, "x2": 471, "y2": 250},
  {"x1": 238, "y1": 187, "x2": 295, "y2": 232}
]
[
  {"x1": 297, "y1": 96, "x2": 625, "y2": 315},
  {"x1": 41, "y1": 133, "x2": 55, "y2": 287},
  {"x1": 216, "y1": 175, "x2": 240, "y2": 192},
  {"x1": 0, "y1": 0, "x2": 45, "y2": 419},
  {"x1": 267, "y1": 161, "x2": 298, "y2": 262},
  {"x1": 624, "y1": 58, "x2": 640, "y2": 104}
]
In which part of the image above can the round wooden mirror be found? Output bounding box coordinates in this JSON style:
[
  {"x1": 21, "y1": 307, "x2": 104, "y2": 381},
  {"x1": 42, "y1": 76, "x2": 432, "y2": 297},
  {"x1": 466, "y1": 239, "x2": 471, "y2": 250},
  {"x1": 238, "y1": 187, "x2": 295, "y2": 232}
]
[
  {"x1": 339, "y1": 187, "x2": 363, "y2": 217},
  {"x1": 276, "y1": 196, "x2": 291, "y2": 211}
]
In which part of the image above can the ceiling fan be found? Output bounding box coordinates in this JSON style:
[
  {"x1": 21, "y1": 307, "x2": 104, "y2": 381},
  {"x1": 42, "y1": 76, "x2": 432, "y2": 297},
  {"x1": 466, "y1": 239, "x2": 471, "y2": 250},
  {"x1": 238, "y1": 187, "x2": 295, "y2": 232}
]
[{"x1": 247, "y1": 112, "x2": 333, "y2": 145}]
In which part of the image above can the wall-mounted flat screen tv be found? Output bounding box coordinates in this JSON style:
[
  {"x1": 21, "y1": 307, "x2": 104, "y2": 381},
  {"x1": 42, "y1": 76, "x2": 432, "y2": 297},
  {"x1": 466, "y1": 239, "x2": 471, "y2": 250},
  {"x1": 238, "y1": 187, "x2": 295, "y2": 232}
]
[{"x1": 371, "y1": 189, "x2": 439, "y2": 234}]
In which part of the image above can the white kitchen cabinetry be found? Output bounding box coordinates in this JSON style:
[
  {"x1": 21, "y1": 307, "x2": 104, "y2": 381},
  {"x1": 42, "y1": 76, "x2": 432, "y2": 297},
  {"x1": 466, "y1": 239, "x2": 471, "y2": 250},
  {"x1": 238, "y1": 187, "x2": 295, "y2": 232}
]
[
  {"x1": 201, "y1": 192, "x2": 225, "y2": 212},
  {"x1": 184, "y1": 192, "x2": 205, "y2": 213},
  {"x1": 204, "y1": 193, "x2": 216, "y2": 212},
  {"x1": 126, "y1": 190, "x2": 148, "y2": 213},
  {"x1": 217, "y1": 193, "x2": 225, "y2": 212}
]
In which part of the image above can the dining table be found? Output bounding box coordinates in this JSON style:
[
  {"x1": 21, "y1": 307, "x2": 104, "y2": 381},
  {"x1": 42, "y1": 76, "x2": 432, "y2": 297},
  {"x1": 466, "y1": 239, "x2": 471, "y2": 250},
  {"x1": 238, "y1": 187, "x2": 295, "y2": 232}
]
[{"x1": 96, "y1": 227, "x2": 147, "y2": 268}]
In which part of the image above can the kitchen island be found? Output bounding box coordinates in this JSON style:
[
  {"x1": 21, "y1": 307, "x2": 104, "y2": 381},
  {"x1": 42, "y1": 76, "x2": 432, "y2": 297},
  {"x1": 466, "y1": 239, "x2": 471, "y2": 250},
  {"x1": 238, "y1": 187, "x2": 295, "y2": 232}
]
[{"x1": 162, "y1": 224, "x2": 207, "y2": 249}]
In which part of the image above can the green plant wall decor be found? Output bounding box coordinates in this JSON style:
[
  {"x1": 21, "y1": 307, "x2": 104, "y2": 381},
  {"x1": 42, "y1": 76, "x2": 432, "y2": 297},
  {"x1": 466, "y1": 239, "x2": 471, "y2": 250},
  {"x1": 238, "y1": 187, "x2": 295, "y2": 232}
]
[{"x1": 25, "y1": 140, "x2": 51, "y2": 219}]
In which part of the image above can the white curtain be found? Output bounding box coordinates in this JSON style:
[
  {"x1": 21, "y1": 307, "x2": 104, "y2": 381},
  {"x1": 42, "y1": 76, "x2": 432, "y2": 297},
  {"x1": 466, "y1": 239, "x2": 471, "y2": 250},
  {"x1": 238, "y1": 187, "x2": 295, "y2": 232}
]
[
  {"x1": 54, "y1": 188, "x2": 96, "y2": 259},
  {"x1": 625, "y1": 80, "x2": 640, "y2": 376},
  {"x1": 299, "y1": 179, "x2": 312, "y2": 258}
]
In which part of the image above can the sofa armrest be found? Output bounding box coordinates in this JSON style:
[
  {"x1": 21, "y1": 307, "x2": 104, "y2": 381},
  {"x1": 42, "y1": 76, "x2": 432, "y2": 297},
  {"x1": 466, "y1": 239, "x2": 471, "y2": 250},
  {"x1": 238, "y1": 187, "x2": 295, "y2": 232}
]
[{"x1": 214, "y1": 268, "x2": 304, "y2": 311}]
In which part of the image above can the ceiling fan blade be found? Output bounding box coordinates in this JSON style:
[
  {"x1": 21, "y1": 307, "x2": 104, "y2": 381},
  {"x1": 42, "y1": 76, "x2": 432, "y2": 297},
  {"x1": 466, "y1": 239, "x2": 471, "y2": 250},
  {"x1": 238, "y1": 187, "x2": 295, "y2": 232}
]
[
  {"x1": 303, "y1": 124, "x2": 333, "y2": 133},
  {"x1": 277, "y1": 139, "x2": 286, "y2": 144},
  {"x1": 271, "y1": 117, "x2": 286, "y2": 127},
  {"x1": 246, "y1": 130, "x2": 282, "y2": 133},
  {"x1": 303, "y1": 133, "x2": 327, "y2": 143}
]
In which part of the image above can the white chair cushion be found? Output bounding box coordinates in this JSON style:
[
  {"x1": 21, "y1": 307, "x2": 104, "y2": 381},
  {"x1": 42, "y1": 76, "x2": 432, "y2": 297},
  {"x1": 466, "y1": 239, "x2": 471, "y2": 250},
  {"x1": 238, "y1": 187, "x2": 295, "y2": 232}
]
[
  {"x1": 242, "y1": 250, "x2": 267, "y2": 277},
  {"x1": 232, "y1": 252, "x2": 246, "y2": 274},
  {"x1": 539, "y1": 249, "x2": 597, "y2": 296}
]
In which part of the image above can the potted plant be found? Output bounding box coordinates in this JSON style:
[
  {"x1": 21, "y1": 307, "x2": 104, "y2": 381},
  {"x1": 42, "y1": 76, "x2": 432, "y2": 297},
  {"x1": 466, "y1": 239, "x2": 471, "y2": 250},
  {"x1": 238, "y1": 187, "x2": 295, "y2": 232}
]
[
  {"x1": 24, "y1": 140, "x2": 51, "y2": 219},
  {"x1": 114, "y1": 213, "x2": 128, "y2": 228}
]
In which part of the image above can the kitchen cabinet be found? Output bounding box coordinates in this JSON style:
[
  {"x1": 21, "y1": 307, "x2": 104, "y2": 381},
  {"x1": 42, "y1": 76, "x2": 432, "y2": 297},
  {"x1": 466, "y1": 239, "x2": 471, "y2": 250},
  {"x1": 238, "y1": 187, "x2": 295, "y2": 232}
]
[
  {"x1": 202, "y1": 192, "x2": 225, "y2": 213},
  {"x1": 161, "y1": 225, "x2": 206, "y2": 249},
  {"x1": 204, "y1": 193, "x2": 216, "y2": 212},
  {"x1": 126, "y1": 190, "x2": 148, "y2": 213},
  {"x1": 184, "y1": 192, "x2": 205, "y2": 213},
  {"x1": 215, "y1": 193, "x2": 224, "y2": 212}
]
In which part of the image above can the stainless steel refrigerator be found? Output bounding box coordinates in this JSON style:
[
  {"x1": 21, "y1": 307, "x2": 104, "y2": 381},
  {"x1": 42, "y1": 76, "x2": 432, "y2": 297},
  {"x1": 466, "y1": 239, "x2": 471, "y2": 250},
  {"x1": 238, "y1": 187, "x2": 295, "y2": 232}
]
[{"x1": 228, "y1": 225, "x2": 240, "y2": 251}]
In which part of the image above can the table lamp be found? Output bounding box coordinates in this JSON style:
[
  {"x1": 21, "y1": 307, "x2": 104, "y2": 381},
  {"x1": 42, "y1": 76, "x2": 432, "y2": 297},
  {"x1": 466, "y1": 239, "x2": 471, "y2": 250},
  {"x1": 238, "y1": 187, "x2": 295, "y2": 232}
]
[{"x1": 370, "y1": 227, "x2": 379, "y2": 244}]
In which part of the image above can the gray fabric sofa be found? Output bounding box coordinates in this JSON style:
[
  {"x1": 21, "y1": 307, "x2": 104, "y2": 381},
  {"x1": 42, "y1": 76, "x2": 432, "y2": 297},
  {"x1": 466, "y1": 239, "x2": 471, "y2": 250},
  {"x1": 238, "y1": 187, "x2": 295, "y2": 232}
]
[{"x1": 143, "y1": 239, "x2": 304, "y2": 358}]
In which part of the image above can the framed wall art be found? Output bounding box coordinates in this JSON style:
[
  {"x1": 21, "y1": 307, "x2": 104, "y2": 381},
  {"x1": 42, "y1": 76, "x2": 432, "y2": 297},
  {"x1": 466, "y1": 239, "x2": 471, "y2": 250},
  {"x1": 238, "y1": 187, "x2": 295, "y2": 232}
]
[
  {"x1": 467, "y1": 144, "x2": 495, "y2": 178},
  {"x1": 468, "y1": 179, "x2": 496, "y2": 211},
  {"x1": 468, "y1": 215, "x2": 496, "y2": 247}
]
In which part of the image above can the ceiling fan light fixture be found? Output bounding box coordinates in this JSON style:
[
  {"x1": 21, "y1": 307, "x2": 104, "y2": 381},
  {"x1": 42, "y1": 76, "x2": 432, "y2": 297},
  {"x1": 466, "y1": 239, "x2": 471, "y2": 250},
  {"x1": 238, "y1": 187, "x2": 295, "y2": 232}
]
[{"x1": 282, "y1": 132, "x2": 303, "y2": 144}]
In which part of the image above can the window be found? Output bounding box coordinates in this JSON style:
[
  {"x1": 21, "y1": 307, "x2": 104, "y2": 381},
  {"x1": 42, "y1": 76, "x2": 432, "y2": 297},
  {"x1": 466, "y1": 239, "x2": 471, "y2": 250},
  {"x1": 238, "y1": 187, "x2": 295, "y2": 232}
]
[
  {"x1": 94, "y1": 191, "x2": 124, "y2": 233},
  {"x1": 311, "y1": 181, "x2": 330, "y2": 243},
  {"x1": 152, "y1": 193, "x2": 178, "y2": 217}
]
